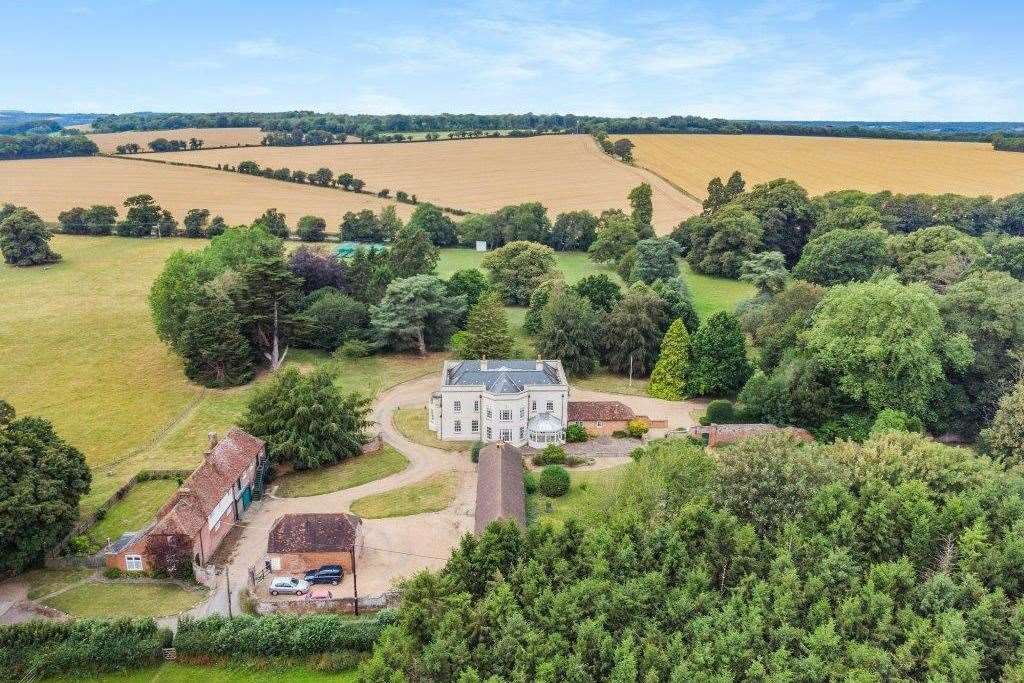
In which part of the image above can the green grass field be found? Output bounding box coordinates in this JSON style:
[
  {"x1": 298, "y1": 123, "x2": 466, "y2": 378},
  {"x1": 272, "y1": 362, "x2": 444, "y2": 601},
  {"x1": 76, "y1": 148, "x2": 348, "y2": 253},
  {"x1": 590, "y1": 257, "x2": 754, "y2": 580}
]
[
  {"x1": 350, "y1": 471, "x2": 458, "y2": 519},
  {"x1": 45, "y1": 663, "x2": 357, "y2": 682},
  {"x1": 20, "y1": 568, "x2": 94, "y2": 600},
  {"x1": 88, "y1": 479, "x2": 179, "y2": 544},
  {"x1": 529, "y1": 464, "x2": 631, "y2": 526},
  {"x1": 274, "y1": 445, "x2": 409, "y2": 497},
  {"x1": 43, "y1": 581, "x2": 205, "y2": 618}
]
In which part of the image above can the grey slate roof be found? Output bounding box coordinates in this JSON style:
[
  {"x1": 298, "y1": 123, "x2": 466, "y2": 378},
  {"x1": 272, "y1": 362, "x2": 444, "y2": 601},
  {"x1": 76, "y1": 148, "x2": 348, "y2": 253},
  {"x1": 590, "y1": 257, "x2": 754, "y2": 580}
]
[{"x1": 444, "y1": 360, "x2": 563, "y2": 394}]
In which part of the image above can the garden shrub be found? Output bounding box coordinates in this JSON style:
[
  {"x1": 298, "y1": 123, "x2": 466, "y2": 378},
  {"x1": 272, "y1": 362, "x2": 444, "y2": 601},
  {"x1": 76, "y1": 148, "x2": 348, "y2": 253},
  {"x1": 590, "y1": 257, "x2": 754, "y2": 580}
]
[
  {"x1": 815, "y1": 414, "x2": 873, "y2": 443},
  {"x1": 335, "y1": 339, "x2": 371, "y2": 359},
  {"x1": 523, "y1": 471, "x2": 538, "y2": 494},
  {"x1": 564, "y1": 455, "x2": 589, "y2": 467},
  {"x1": 471, "y1": 441, "x2": 483, "y2": 464},
  {"x1": 538, "y1": 465, "x2": 570, "y2": 497},
  {"x1": 705, "y1": 399, "x2": 736, "y2": 424},
  {"x1": 565, "y1": 423, "x2": 588, "y2": 443},
  {"x1": 531, "y1": 444, "x2": 567, "y2": 466},
  {"x1": 630, "y1": 447, "x2": 647, "y2": 460},
  {"x1": 0, "y1": 618, "x2": 168, "y2": 681},
  {"x1": 626, "y1": 419, "x2": 650, "y2": 438}
]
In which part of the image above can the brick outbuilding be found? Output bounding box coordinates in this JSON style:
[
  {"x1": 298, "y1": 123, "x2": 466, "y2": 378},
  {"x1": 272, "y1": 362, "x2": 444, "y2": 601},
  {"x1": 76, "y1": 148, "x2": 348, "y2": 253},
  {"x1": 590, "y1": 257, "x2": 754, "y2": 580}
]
[{"x1": 266, "y1": 513, "x2": 363, "y2": 573}]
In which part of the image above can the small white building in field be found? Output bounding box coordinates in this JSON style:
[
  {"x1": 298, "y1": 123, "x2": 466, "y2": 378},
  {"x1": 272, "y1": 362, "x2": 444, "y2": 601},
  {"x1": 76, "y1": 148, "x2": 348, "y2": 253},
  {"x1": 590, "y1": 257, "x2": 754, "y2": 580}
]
[{"x1": 429, "y1": 359, "x2": 568, "y2": 448}]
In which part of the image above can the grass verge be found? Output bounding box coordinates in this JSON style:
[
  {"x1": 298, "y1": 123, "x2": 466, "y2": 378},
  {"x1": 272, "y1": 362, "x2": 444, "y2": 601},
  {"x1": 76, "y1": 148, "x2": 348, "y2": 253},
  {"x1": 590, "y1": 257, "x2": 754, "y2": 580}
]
[
  {"x1": 44, "y1": 663, "x2": 357, "y2": 682},
  {"x1": 274, "y1": 445, "x2": 409, "y2": 497},
  {"x1": 19, "y1": 568, "x2": 95, "y2": 600},
  {"x1": 393, "y1": 407, "x2": 469, "y2": 452},
  {"x1": 350, "y1": 472, "x2": 458, "y2": 519}
]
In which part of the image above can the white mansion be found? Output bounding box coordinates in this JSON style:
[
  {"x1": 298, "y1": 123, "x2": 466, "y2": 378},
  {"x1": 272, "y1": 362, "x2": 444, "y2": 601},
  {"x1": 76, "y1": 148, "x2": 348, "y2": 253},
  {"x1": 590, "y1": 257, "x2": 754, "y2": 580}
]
[{"x1": 428, "y1": 359, "x2": 569, "y2": 448}]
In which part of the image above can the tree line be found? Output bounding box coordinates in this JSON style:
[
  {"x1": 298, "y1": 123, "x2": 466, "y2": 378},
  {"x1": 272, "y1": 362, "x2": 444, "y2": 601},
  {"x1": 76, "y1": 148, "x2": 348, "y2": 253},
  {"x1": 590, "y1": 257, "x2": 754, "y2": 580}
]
[
  {"x1": 87, "y1": 111, "x2": 1023, "y2": 143},
  {"x1": 0, "y1": 133, "x2": 98, "y2": 160},
  {"x1": 115, "y1": 137, "x2": 205, "y2": 154},
  {"x1": 993, "y1": 133, "x2": 1024, "y2": 152}
]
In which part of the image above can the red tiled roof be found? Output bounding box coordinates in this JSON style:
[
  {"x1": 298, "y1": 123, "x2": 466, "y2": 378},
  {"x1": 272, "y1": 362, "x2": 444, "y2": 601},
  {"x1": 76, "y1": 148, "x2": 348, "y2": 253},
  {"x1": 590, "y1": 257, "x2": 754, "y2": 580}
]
[
  {"x1": 568, "y1": 401, "x2": 635, "y2": 422},
  {"x1": 150, "y1": 427, "x2": 265, "y2": 538},
  {"x1": 475, "y1": 442, "x2": 526, "y2": 534},
  {"x1": 267, "y1": 513, "x2": 361, "y2": 554}
]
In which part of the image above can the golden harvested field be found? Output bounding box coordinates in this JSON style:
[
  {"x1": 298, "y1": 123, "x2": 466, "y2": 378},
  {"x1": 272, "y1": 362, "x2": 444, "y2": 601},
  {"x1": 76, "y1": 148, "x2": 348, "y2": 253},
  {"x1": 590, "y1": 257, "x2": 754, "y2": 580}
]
[
  {"x1": 147, "y1": 134, "x2": 701, "y2": 234},
  {"x1": 623, "y1": 134, "x2": 1024, "y2": 199},
  {"x1": 87, "y1": 126, "x2": 266, "y2": 153},
  {"x1": 0, "y1": 156, "x2": 410, "y2": 228}
]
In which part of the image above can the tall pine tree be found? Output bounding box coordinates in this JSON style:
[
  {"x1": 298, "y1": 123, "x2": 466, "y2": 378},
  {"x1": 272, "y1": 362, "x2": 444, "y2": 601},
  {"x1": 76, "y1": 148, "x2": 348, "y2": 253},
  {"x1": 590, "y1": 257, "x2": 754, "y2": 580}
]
[
  {"x1": 601, "y1": 286, "x2": 669, "y2": 377},
  {"x1": 389, "y1": 223, "x2": 439, "y2": 278},
  {"x1": 647, "y1": 318, "x2": 691, "y2": 400},
  {"x1": 179, "y1": 291, "x2": 254, "y2": 387},
  {"x1": 460, "y1": 290, "x2": 516, "y2": 359}
]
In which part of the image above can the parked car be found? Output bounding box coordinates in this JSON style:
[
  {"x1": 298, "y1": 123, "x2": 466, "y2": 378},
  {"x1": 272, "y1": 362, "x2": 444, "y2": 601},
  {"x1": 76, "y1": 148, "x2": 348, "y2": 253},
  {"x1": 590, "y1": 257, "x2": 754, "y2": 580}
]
[
  {"x1": 304, "y1": 564, "x2": 344, "y2": 585},
  {"x1": 269, "y1": 576, "x2": 310, "y2": 596}
]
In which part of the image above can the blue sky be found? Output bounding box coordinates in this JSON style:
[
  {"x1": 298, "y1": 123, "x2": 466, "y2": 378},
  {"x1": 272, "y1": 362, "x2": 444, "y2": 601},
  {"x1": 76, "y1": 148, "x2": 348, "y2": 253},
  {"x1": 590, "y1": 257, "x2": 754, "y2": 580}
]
[{"x1": 3, "y1": 0, "x2": 1021, "y2": 120}]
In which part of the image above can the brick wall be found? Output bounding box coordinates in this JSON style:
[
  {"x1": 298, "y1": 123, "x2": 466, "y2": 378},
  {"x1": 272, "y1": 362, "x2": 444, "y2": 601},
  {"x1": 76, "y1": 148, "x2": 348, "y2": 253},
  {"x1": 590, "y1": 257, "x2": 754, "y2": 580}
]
[{"x1": 270, "y1": 551, "x2": 354, "y2": 574}]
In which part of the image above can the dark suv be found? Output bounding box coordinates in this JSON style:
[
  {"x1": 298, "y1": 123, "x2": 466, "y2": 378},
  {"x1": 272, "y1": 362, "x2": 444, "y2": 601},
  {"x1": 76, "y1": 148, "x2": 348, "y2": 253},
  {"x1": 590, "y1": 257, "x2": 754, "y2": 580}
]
[{"x1": 304, "y1": 564, "x2": 344, "y2": 585}]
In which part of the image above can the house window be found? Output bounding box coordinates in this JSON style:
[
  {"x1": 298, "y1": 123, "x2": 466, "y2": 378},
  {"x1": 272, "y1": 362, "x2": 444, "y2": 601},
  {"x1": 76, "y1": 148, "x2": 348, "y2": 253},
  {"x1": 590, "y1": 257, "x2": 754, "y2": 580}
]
[
  {"x1": 454, "y1": 420, "x2": 462, "y2": 433},
  {"x1": 486, "y1": 408, "x2": 493, "y2": 419},
  {"x1": 519, "y1": 427, "x2": 525, "y2": 440},
  {"x1": 125, "y1": 555, "x2": 143, "y2": 572},
  {"x1": 454, "y1": 400, "x2": 462, "y2": 412},
  {"x1": 546, "y1": 401, "x2": 554, "y2": 412},
  {"x1": 471, "y1": 420, "x2": 479, "y2": 433},
  {"x1": 486, "y1": 426, "x2": 493, "y2": 439},
  {"x1": 500, "y1": 429, "x2": 512, "y2": 442},
  {"x1": 532, "y1": 401, "x2": 537, "y2": 410},
  {"x1": 519, "y1": 407, "x2": 525, "y2": 418},
  {"x1": 474, "y1": 400, "x2": 479, "y2": 412},
  {"x1": 500, "y1": 409, "x2": 512, "y2": 421}
]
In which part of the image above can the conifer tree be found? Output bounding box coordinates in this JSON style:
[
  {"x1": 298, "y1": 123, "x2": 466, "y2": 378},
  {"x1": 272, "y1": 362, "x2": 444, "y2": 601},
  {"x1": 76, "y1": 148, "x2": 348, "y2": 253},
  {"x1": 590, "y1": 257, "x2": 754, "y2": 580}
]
[
  {"x1": 601, "y1": 286, "x2": 669, "y2": 377},
  {"x1": 690, "y1": 311, "x2": 752, "y2": 395},
  {"x1": 460, "y1": 290, "x2": 516, "y2": 359},
  {"x1": 535, "y1": 289, "x2": 600, "y2": 377},
  {"x1": 389, "y1": 223, "x2": 439, "y2": 278},
  {"x1": 179, "y1": 291, "x2": 254, "y2": 387},
  {"x1": 648, "y1": 318, "x2": 691, "y2": 400}
]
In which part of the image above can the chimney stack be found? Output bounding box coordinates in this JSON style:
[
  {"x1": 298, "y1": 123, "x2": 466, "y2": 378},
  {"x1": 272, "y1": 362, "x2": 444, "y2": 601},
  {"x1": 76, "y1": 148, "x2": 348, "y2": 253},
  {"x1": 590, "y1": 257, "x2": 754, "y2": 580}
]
[
  {"x1": 205, "y1": 432, "x2": 218, "y2": 458},
  {"x1": 481, "y1": 356, "x2": 488, "y2": 370},
  {"x1": 536, "y1": 355, "x2": 543, "y2": 371}
]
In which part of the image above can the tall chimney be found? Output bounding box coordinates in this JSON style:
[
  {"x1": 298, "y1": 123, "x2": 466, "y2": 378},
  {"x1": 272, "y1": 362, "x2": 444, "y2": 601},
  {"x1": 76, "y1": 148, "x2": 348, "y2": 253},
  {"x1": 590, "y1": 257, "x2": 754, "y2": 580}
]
[
  {"x1": 481, "y1": 356, "x2": 488, "y2": 370},
  {"x1": 536, "y1": 355, "x2": 543, "y2": 371},
  {"x1": 205, "y1": 432, "x2": 218, "y2": 458}
]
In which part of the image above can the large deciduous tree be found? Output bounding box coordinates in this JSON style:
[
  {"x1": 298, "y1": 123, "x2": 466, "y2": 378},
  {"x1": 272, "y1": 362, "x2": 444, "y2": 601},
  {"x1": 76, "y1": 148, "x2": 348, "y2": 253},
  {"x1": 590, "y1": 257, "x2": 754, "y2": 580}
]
[
  {"x1": 84, "y1": 205, "x2": 118, "y2": 235},
  {"x1": 445, "y1": 268, "x2": 490, "y2": 312},
  {"x1": 0, "y1": 207, "x2": 61, "y2": 266},
  {"x1": 241, "y1": 368, "x2": 370, "y2": 470},
  {"x1": 571, "y1": 273, "x2": 621, "y2": 313},
  {"x1": 296, "y1": 289, "x2": 369, "y2": 352},
  {"x1": 288, "y1": 245, "x2": 348, "y2": 293},
  {"x1": 588, "y1": 211, "x2": 639, "y2": 265},
  {"x1": 650, "y1": 277, "x2": 699, "y2": 333},
  {"x1": 182, "y1": 208, "x2": 210, "y2": 238},
  {"x1": 793, "y1": 227, "x2": 887, "y2": 285},
  {"x1": 628, "y1": 183, "x2": 654, "y2": 238},
  {"x1": 482, "y1": 240, "x2": 558, "y2": 305},
  {"x1": 118, "y1": 194, "x2": 162, "y2": 237},
  {"x1": 981, "y1": 380, "x2": 1024, "y2": 466},
  {"x1": 0, "y1": 402, "x2": 91, "y2": 573},
  {"x1": 630, "y1": 237, "x2": 680, "y2": 284},
  {"x1": 254, "y1": 208, "x2": 289, "y2": 238},
  {"x1": 681, "y1": 204, "x2": 763, "y2": 278},
  {"x1": 371, "y1": 275, "x2": 466, "y2": 355},
  {"x1": 549, "y1": 210, "x2": 598, "y2": 251},
  {"x1": 408, "y1": 203, "x2": 457, "y2": 246},
  {"x1": 739, "y1": 250, "x2": 788, "y2": 295},
  {"x1": 885, "y1": 225, "x2": 987, "y2": 292},
  {"x1": 296, "y1": 215, "x2": 327, "y2": 242},
  {"x1": 803, "y1": 277, "x2": 973, "y2": 419},
  {"x1": 737, "y1": 179, "x2": 815, "y2": 267}
]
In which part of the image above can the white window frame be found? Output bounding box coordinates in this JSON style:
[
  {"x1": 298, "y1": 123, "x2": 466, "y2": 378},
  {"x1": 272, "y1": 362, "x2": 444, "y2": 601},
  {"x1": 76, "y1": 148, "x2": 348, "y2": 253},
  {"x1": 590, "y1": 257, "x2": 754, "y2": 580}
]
[
  {"x1": 454, "y1": 419, "x2": 462, "y2": 433},
  {"x1": 519, "y1": 427, "x2": 525, "y2": 439},
  {"x1": 474, "y1": 400, "x2": 479, "y2": 412},
  {"x1": 454, "y1": 400, "x2": 462, "y2": 412},
  {"x1": 125, "y1": 555, "x2": 143, "y2": 571},
  {"x1": 532, "y1": 401, "x2": 537, "y2": 411},
  {"x1": 486, "y1": 408, "x2": 493, "y2": 419},
  {"x1": 486, "y1": 426, "x2": 493, "y2": 439},
  {"x1": 519, "y1": 407, "x2": 525, "y2": 418},
  {"x1": 546, "y1": 401, "x2": 554, "y2": 412},
  {"x1": 500, "y1": 429, "x2": 513, "y2": 442},
  {"x1": 471, "y1": 420, "x2": 479, "y2": 433},
  {"x1": 500, "y1": 409, "x2": 512, "y2": 421}
]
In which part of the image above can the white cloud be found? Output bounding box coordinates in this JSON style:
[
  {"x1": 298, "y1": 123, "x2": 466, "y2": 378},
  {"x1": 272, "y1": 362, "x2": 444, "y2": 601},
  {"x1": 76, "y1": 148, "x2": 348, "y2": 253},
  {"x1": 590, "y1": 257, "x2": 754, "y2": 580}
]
[{"x1": 230, "y1": 39, "x2": 285, "y2": 58}]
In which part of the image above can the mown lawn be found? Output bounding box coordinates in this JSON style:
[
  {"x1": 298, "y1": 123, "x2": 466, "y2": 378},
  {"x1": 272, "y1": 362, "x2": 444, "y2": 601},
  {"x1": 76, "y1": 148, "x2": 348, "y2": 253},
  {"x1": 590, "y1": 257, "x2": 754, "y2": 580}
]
[
  {"x1": 350, "y1": 472, "x2": 458, "y2": 519},
  {"x1": 393, "y1": 407, "x2": 468, "y2": 452},
  {"x1": 274, "y1": 445, "x2": 409, "y2": 497},
  {"x1": 19, "y1": 568, "x2": 94, "y2": 600},
  {"x1": 437, "y1": 248, "x2": 619, "y2": 284},
  {"x1": 43, "y1": 581, "x2": 206, "y2": 618},
  {"x1": 529, "y1": 464, "x2": 631, "y2": 527},
  {"x1": 45, "y1": 663, "x2": 357, "y2": 682},
  {"x1": 88, "y1": 479, "x2": 179, "y2": 544},
  {"x1": 572, "y1": 369, "x2": 650, "y2": 396}
]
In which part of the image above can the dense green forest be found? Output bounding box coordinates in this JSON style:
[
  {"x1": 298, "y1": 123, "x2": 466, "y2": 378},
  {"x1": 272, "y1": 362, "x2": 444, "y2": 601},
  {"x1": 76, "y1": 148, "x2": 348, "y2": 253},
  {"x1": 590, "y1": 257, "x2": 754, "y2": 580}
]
[{"x1": 360, "y1": 431, "x2": 1024, "y2": 681}]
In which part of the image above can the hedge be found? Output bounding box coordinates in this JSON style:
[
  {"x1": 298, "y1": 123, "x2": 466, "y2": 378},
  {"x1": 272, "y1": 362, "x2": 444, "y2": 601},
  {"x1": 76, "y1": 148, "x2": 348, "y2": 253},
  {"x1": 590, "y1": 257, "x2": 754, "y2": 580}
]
[
  {"x1": 0, "y1": 618, "x2": 169, "y2": 681},
  {"x1": 174, "y1": 614, "x2": 387, "y2": 658}
]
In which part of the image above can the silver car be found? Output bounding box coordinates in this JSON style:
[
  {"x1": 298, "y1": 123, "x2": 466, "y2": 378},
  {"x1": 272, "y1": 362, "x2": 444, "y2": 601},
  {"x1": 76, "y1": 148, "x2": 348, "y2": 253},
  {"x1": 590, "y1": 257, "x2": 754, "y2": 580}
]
[{"x1": 269, "y1": 576, "x2": 310, "y2": 596}]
